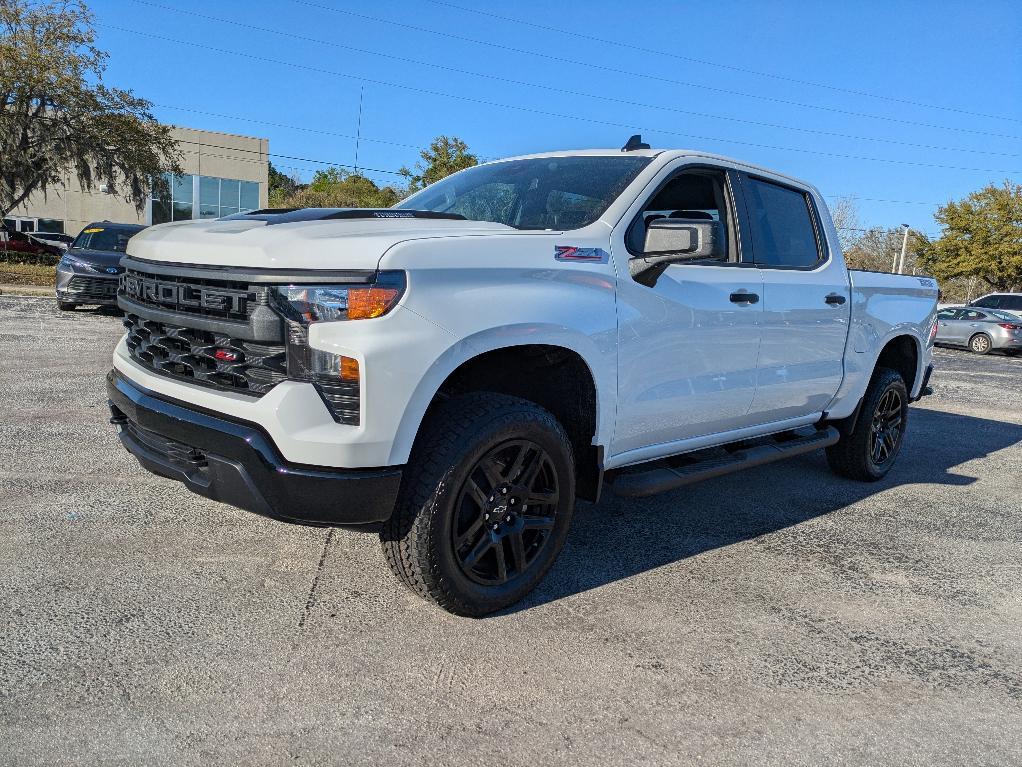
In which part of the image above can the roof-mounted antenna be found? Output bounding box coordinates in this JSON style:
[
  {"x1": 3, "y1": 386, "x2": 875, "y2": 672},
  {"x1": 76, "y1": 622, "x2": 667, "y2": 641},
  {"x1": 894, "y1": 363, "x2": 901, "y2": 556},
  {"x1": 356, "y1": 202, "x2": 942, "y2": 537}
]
[{"x1": 621, "y1": 134, "x2": 650, "y2": 152}]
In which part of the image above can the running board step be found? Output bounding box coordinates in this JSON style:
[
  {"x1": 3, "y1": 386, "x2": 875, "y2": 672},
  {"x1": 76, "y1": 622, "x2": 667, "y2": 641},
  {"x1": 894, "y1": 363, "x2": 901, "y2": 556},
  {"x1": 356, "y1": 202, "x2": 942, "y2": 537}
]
[{"x1": 608, "y1": 426, "x2": 840, "y2": 498}]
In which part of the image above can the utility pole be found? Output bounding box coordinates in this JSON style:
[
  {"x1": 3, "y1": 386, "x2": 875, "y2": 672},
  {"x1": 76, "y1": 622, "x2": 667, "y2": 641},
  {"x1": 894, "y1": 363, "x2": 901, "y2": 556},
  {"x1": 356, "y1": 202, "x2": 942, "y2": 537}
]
[
  {"x1": 896, "y1": 223, "x2": 911, "y2": 274},
  {"x1": 353, "y1": 84, "x2": 364, "y2": 176}
]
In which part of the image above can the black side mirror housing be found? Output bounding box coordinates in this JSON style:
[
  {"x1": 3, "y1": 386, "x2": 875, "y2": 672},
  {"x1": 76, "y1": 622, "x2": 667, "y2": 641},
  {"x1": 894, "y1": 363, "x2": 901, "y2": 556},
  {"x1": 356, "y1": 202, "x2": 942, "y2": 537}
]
[{"x1": 630, "y1": 218, "x2": 724, "y2": 286}]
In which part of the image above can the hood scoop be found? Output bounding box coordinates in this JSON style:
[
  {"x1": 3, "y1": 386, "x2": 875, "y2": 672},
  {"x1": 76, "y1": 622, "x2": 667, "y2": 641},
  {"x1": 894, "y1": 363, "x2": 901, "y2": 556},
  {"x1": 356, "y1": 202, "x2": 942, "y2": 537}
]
[{"x1": 221, "y1": 208, "x2": 467, "y2": 226}]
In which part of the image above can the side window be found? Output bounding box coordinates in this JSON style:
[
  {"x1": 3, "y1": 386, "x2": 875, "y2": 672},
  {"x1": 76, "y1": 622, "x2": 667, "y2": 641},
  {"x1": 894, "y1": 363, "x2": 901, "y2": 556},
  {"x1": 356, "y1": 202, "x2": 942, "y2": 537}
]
[
  {"x1": 626, "y1": 170, "x2": 735, "y2": 263},
  {"x1": 973, "y1": 295, "x2": 999, "y2": 308},
  {"x1": 1003, "y1": 296, "x2": 1022, "y2": 311},
  {"x1": 936, "y1": 309, "x2": 957, "y2": 320},
  {"x1": 962, "y1": 310, "x2": 987, "y2": 321},
  {"x1": 742, "y1": 177, "x2": 822, "y2": 268}
]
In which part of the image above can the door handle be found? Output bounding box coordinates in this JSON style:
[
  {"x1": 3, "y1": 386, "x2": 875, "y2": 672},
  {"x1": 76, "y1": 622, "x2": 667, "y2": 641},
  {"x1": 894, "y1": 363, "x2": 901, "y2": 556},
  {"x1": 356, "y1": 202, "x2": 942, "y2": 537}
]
[
  {"x1": 825, "y1": 293, "x2": 847, "y2": 305},
  {"x1": 729, "y1": 291, "x2": 759, "y2": 305}
]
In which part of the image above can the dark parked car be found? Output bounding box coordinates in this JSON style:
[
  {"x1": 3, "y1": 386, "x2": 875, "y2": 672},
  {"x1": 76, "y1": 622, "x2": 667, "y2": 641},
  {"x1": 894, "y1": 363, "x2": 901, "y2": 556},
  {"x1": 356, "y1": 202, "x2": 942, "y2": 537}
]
[
  {"x1": 56, "y1": 222, "x2": 146, "y2": 311},
  {"x1": 934, "y1": 306, "x2": 1022, "y2": 355},
  {"x1": 969, "y1": 292, "x2": 1022, "y2": 314}
]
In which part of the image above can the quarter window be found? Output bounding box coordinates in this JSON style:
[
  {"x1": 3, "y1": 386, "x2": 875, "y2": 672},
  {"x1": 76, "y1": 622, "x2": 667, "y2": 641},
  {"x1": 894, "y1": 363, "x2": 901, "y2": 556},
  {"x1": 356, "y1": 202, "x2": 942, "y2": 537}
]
[{"x1": 743, "y1": 177, "x2": 821, "y2": 268}]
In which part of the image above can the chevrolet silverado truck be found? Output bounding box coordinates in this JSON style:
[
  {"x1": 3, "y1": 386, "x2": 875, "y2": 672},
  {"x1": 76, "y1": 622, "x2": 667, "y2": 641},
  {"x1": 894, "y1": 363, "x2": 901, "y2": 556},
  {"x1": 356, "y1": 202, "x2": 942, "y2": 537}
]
[{"x1": 107, "y1": 138, "x2": 937, "y2": 616}]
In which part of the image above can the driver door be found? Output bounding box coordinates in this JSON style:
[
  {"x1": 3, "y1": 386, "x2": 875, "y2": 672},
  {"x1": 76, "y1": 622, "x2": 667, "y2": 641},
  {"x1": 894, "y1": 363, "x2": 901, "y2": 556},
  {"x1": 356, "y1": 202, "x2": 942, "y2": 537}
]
[{"x1": 611, "y1": 164, "x2": 764, "y2": 458}]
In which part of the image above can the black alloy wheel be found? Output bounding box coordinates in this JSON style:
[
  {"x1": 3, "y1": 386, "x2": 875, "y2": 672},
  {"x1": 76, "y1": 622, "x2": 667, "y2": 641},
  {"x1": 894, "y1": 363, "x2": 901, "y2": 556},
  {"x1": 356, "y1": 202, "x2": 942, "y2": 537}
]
[
  {"x1": 826, "y1": 367, "x2": 909, "y2": 482},
  {"x1": 381, "y1": 392, "x2": 575, "y2": 617},
  {"x1": 452, "y1": 440, "x2": 559, "y2": 586},
  {"x1": 869, "y1": 388, "x2": 904, "y2": 468}
]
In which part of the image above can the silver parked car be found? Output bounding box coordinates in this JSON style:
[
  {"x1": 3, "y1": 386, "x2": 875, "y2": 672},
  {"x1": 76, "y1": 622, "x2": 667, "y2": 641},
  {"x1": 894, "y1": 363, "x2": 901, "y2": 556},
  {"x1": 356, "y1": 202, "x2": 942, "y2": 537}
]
[{"x1": 934, "y1": 307, "x2": 1022, "y2": 355}]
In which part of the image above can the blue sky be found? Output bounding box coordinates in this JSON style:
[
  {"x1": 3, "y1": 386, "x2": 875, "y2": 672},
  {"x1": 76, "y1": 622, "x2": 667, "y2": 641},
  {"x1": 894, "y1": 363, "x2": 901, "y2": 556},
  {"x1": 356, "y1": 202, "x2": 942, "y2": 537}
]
[{"x1": 91, "y1": 0, "x2": 1022, "y2": 236}]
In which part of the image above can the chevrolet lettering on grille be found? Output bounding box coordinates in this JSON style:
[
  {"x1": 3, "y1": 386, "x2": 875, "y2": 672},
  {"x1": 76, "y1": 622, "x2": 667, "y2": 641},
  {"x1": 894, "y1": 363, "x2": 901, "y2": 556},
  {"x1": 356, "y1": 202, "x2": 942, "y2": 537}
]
[{"x1": 122, "y1": 273, "x2": 249, "y2": 314}]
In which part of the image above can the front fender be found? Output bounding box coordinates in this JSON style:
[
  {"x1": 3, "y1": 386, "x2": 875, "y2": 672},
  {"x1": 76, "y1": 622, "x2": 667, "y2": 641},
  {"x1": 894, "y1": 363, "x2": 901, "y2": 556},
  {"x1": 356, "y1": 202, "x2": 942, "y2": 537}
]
[{"x1": 387, "y1": 321, "x2": 614, "y2": 466}]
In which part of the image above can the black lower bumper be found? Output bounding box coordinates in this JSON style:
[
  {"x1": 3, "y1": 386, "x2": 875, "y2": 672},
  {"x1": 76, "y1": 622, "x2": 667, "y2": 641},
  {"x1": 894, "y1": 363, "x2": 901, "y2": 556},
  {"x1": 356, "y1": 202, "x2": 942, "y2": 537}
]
[{"x1": 106, "y1": 370, "x2": 402, "y2": 526}]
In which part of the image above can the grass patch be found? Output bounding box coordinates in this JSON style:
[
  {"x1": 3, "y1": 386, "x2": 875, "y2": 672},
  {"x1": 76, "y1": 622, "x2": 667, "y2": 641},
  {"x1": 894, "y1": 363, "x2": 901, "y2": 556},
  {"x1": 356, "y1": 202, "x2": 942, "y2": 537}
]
[{"x1": 0, "y1": 262, "x2": 56, "y2": 286}]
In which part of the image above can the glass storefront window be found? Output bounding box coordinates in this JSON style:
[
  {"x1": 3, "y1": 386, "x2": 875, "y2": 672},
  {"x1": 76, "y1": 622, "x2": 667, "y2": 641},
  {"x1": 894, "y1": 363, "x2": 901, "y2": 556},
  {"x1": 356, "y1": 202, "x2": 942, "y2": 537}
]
[
  {"x1": 173, "y1": 174, "x2": 193, "y2": 203},
  {"x1": 220, "y1": 179, "x2": 240, "y2": 211},
  {"x1": 150, "y1": 174, "x2": 262, "y2": 224},
  {"x1": 240, "y1": 181, "x2": 259, "y2": 212},
  {"x1": 199, "y1": 176, "x2": 220, "y2": 219}
]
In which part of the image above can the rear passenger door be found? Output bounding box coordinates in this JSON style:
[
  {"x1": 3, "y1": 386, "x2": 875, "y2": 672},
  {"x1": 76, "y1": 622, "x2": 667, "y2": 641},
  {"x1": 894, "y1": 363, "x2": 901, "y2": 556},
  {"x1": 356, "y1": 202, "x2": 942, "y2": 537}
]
[{"x1": 736, "y1": 173, "x2": 850, "y2": 423}]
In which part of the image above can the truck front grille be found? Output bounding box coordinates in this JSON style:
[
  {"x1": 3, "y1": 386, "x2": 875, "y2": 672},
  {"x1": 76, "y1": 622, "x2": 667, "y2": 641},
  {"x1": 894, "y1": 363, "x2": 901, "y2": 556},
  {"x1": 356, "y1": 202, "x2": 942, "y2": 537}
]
[
  {"x1": 120, "y1": 267, "x2": 259, "y2": 321},
  {"x1": 123, "y1": 313, "x2": 286, "y2": 396}
]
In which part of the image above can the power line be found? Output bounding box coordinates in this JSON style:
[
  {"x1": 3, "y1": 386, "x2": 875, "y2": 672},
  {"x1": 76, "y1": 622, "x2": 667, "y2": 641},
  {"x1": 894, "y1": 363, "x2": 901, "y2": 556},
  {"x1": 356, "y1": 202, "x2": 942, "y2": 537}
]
[
  {"x1": 155, "y1": 103, "x2": 421, "y2": 150},
  {"x1": 153, "y1": 107, "x2": 955, "y2": 207},
  {"x1": 292, "y1": 0, "x2": 1022, "y2": 142},
  {"x1": 425, "y1": 0, "x2": 1021, "y2": 126},
  {"x1": 132, "y1": 0, "x2": 1019, "y2": 158},
  {"x1": 173, "y1": 137, "x2": 406, "y2": 178},
  {"x1": 96, "y1": 23, "x2": 1022, "y2": 176}
]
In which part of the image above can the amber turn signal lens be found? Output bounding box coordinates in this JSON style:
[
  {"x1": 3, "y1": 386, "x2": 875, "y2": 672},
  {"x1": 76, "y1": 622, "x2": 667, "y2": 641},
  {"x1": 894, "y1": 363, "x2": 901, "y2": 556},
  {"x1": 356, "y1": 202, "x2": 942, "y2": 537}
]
[
  {"x1": 339, "y1": 356, "x2": 360, "y2": 382},
  {"x1": 347, "y1": 287, "x2": 400, "y2": 320}
]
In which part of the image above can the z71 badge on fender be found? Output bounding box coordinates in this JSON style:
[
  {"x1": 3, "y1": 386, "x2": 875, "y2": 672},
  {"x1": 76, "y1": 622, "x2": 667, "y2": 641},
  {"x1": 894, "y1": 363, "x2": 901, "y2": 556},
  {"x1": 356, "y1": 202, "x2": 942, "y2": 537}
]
[{"x1": 554, "y1": 246, "x2": 609, "y2": 263}]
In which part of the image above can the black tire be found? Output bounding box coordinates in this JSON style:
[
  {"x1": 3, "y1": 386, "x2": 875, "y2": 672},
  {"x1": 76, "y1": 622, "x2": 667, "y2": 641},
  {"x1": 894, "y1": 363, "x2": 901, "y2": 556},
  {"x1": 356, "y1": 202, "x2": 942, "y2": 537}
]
[
  {"x1": 968, "y1": 333, "x2": 992, "y2": 354},
  {"x1": 381, "y1": 392, "x2": 575, "y2": 617},
  {"x1": 826, "y1": 367, "x2": 908, "y2": 482},
  {"x1": 57, "y1": 300, "x2": 76, "y2": 311}
]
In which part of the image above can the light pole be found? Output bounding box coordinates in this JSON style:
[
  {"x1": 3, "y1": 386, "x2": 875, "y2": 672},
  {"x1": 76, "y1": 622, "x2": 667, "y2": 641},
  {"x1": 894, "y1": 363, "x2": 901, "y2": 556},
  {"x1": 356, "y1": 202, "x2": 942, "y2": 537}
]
[{"x1": 896, "y1": 224, "x2": 911, "y2": 274}]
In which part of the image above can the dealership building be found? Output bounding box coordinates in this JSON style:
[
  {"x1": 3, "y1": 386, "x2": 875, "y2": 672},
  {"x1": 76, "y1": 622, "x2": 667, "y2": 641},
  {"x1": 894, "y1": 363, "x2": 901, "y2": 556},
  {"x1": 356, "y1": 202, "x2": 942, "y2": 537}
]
[{"x1": 3, "y1": 126, "x2": 269, "y2": 238}]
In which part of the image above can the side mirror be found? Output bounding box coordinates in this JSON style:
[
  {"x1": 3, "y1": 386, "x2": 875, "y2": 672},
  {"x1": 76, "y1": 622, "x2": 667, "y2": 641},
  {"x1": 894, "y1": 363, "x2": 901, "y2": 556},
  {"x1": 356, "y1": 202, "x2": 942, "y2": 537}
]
[{"x1": 630, "y1": 218, "x2": 724, "y2": 286}]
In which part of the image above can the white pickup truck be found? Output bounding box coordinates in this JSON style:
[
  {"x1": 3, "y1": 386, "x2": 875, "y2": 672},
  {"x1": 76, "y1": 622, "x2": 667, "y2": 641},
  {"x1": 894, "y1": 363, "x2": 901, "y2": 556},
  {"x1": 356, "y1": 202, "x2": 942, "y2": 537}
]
[{"x1": 107, "y1": 138, "x2": 937, "y2": 615}]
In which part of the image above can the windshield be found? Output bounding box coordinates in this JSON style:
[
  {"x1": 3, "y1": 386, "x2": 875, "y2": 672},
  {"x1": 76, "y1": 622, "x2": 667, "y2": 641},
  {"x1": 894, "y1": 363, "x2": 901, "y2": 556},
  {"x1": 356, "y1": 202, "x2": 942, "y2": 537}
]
[
  {"x1": 396, "y1": 156, "x2": 652, "y2": 230},
  {"x1": 71, "y1": 225, "x2": 144, "y2": 253}
]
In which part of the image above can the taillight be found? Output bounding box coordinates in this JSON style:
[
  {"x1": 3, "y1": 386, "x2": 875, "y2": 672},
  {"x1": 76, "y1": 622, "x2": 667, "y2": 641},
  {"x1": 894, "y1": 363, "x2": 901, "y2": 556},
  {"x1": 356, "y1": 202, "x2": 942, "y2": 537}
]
[{"x1": 997, "y1": 323, "x2": 1021, "y2": 330}]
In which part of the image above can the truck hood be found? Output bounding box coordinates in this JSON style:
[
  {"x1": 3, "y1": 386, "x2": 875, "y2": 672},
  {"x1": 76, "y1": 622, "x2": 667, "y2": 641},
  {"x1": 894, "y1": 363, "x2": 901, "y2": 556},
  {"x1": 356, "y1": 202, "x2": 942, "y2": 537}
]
[{"x1": 125, "y1": 214, "x2": 515, "y2": 271}]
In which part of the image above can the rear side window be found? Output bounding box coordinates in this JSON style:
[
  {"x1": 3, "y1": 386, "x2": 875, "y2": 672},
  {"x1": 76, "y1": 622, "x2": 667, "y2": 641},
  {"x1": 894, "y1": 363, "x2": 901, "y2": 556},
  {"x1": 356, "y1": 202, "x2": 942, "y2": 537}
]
[
  {"x1": 1001, "y1": 295, "x2": 1022, "y2": 310},
  {"x1": 961, "y1": 310, "x2": 987, "y2": 321},
  {"x1": 742, "y1": 177, "x2": 822, "y2": 268}
]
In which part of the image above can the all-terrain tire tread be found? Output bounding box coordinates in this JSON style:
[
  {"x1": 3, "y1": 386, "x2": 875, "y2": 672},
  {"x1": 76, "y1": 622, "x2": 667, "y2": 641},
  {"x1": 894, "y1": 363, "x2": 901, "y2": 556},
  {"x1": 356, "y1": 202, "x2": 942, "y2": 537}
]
[
  {"x1": 380, "y1": 392, "x2": 572, "y2": 616},
  {"x1": 826, "y1": 367, "x2": 907, "y2": 482}
]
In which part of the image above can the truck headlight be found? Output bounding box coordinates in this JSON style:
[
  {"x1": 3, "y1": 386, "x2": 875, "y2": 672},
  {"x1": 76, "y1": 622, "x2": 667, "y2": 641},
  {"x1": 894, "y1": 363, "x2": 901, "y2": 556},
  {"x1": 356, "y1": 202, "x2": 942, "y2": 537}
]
[
  {"x1": 269, "y1": 272, "x2": 405, "y2": 426},
  {"x1": 269, "y1": 271, "x2": 405, "y2": 323}
]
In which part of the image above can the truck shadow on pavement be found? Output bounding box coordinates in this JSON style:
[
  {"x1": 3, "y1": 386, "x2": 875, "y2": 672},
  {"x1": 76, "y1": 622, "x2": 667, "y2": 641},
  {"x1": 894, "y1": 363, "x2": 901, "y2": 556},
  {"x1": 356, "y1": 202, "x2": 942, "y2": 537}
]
[{"x1": 508, "y1": 407, "x2": 1022, "y2": 614}]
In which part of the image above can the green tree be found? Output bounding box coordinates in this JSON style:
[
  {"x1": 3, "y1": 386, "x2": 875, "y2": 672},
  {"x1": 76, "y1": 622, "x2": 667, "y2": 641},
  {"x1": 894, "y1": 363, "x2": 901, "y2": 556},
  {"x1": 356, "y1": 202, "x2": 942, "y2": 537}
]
[
  {"x1": 844, "y1": 226, "x2": 929, "y2": 273},
  {"x1": 267, "y1": 161, "x2": 302, "y2": 207},
  {"x1": 400, "y1": 135, "x2": 477, "y2": 192},
  {"x1": 0, "y1": 0, "x2": 181, "y2": 219},
  {"x1": 279, "y1": 167, "x2": 399, "y2": 209},
  {"x1": 918, "y1": 181, "x2": 1022, "y2": 292}
]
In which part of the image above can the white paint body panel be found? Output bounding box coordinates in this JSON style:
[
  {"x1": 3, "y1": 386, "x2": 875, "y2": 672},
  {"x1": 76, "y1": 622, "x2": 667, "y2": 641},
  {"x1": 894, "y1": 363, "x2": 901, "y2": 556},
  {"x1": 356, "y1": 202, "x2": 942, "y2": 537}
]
[{"x1": 115, "y1": 149, "x2": 937, "y2": 471}]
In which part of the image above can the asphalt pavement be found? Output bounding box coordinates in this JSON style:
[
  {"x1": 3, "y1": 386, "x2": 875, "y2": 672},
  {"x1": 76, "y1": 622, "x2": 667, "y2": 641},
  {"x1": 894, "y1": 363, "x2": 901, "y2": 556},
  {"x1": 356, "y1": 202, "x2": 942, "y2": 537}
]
[{"x1": 1, "y1": 296, "x2": 1020, "y2": 766}]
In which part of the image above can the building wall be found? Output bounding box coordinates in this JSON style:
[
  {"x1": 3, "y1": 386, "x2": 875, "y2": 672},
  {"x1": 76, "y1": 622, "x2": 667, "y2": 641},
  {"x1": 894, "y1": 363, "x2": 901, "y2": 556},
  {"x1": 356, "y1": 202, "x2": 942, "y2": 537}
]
[{"x1": 4, "y1": 126, "x2": 268, "y2": 237}]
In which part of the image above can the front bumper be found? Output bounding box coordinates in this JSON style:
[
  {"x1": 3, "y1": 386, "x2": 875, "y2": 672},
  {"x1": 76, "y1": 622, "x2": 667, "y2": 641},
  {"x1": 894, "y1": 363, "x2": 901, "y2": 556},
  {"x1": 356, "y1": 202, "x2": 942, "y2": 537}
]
[
  {"x1": 55, "y1": 270, "x2": 119, "y2": 306},
  {"x1": 106, "y1": 369, "x2": 402, "y2": 526}
]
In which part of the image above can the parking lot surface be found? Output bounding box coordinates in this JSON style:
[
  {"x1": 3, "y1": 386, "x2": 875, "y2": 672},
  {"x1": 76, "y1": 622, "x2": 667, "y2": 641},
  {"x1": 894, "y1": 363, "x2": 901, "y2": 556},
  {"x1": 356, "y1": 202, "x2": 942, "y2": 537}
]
[{"x1": 2, "y1": 296, "x2": 1020, "y2": 766}]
